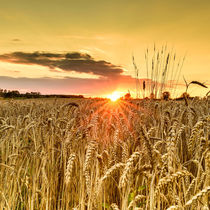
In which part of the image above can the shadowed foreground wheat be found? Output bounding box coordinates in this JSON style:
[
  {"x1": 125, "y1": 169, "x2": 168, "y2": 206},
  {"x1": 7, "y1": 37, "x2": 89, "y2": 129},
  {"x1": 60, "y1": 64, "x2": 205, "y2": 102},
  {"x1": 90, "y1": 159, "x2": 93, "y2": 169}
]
[{"x1": 0, "y1": 98, "x2": 209, "y2": 209}]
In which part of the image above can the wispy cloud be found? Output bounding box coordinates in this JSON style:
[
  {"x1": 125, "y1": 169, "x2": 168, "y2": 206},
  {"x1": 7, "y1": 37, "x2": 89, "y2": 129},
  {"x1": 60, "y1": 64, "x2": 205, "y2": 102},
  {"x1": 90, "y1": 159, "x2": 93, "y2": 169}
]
[{"x1": 11, "y1": 38, "x2": 21, "y2": 42}]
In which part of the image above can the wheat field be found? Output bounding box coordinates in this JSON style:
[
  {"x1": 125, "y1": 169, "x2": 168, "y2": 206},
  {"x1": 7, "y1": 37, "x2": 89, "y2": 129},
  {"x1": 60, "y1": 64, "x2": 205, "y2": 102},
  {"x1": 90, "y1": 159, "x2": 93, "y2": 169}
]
[{"x1": 0, "y1": 98, "x2": 209, "y2": 210}]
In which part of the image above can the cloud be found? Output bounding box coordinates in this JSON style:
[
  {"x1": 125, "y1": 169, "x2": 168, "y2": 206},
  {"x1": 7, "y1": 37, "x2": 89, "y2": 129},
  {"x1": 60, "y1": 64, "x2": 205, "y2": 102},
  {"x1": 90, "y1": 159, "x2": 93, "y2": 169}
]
[
  {"x1": 0, "y1": 51, "x2": 163, "y2": 96},
  {"x1": 0, "y1": 51, "x2": 124, "y2": 78},
  {"x1": 12, "y1": 39, "x2": 21, "y2": 42}
]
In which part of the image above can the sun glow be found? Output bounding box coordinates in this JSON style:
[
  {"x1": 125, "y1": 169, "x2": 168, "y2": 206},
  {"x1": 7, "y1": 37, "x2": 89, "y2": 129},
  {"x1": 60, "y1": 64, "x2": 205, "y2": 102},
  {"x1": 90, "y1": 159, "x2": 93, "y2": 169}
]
[{"x1": 107, "y1": 91, "x2": 121, "y2": 102}]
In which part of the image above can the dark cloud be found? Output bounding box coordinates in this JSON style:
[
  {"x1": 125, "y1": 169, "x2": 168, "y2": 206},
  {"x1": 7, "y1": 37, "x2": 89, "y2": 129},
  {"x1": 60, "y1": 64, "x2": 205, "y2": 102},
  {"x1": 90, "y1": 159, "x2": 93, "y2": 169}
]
[{"x1": 0, "y1": 51, "x2": 124, "y2": 78}]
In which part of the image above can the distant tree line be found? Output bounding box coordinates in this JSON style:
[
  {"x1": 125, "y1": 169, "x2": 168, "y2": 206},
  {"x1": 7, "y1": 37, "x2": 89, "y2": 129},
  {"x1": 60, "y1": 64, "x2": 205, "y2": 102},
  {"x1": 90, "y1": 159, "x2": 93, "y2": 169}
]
[{"x1": 0, "y1": 89, "x2": 84, "y2": 99}]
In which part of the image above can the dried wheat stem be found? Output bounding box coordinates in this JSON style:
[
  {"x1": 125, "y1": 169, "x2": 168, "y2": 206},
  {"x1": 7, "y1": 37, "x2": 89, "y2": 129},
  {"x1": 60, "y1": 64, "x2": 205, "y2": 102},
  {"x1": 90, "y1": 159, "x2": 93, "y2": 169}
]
[{"x1": 185, "y1": 186, "x2": 210, "y2": 207}]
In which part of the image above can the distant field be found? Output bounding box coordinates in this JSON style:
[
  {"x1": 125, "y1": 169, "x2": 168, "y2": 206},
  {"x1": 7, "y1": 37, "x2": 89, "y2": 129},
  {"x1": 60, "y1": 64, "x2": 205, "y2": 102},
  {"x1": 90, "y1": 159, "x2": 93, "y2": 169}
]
[{"x1": 0, "y1": 98, "x2": 209, "y2": 209}]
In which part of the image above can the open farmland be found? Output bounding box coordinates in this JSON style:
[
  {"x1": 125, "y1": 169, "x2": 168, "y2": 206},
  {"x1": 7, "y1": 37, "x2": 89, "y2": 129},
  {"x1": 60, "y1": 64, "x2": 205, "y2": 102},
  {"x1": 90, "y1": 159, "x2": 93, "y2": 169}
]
[{"x1": 0, "y1": 98, "x2": 209, "y2": 210}]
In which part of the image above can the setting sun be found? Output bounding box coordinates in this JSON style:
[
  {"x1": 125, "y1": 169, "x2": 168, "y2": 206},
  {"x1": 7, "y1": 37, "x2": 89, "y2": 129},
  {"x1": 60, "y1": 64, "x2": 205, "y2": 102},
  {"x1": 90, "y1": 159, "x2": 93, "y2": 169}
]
[{"x1": 107, "y1": 91, "x2": 121, "y2": 102}]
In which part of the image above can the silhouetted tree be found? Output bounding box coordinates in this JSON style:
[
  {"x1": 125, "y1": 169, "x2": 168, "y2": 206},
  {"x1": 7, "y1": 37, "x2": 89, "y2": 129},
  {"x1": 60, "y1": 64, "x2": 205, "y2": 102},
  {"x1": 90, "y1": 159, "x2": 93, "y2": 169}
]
[
  {"x1": 162, "y1": 91, "x2": 170, "y2": 100},
  {"x1": 4, "y1": 90, "x2": 20, "y2": 98},
  {"x1": 124, "y1": 93, "x2": 131, "y2": 100}
]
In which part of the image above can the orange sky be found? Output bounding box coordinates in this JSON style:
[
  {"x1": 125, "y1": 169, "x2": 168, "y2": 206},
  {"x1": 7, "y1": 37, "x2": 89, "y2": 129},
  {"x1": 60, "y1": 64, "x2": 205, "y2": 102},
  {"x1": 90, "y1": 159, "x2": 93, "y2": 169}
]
[{"x1": 0, "y1": 0, "x2": 209, "y2": 97}]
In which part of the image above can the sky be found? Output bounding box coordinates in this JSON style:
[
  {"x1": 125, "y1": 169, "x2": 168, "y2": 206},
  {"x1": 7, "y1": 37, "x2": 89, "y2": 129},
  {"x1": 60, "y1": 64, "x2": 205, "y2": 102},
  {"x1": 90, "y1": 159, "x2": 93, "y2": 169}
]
[{"x1": 0, "y1": 0, "x2": 209, "y2": 97}]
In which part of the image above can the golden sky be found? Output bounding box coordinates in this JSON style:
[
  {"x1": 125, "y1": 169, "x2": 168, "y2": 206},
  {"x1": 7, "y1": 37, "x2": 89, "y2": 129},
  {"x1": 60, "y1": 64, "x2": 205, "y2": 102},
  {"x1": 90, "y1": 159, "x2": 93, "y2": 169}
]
[{"x1": 0, "y1": 0, "x2": 209, "y2": 97}]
